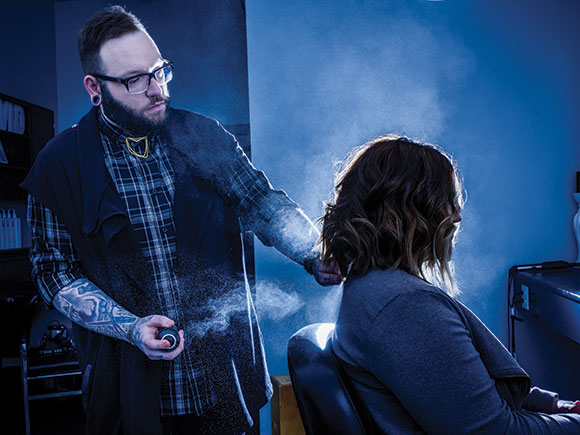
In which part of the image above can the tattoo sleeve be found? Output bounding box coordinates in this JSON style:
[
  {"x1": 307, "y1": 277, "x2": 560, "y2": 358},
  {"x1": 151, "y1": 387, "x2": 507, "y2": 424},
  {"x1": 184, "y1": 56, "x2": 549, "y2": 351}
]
[{"x1": 53, "y1": 277, "x2": 138, "y2": 343}]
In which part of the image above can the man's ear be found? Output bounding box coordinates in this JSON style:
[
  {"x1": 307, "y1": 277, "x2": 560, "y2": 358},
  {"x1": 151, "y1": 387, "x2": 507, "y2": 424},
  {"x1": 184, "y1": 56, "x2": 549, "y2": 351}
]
[{"x1": 84, "y1": 75, "x2": 101, "y2": 106}]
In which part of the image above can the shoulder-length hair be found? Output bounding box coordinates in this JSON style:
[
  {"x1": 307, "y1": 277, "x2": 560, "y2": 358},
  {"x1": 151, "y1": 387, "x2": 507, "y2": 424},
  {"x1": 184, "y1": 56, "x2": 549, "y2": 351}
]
[{"x1": 320, "y1": 135, "x2": 465, "y2": 295}]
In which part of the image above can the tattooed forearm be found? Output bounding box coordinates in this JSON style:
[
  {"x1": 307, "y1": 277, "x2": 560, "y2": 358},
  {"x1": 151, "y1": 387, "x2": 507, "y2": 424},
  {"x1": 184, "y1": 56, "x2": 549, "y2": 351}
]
[{"x1": 53, "y1": 278, "x2": 138, "y2": 343}]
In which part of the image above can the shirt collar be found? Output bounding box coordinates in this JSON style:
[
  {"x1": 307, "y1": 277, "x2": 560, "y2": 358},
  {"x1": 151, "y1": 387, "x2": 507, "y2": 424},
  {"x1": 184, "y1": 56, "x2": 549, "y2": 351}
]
[{"x1": 97, "y1": 108, "x2": 159, "y2": 155}]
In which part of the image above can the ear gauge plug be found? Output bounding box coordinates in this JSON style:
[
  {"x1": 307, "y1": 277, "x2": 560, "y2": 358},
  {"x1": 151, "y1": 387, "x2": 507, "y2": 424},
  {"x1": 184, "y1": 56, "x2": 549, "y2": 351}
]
[{"x1": 92, "y1": 95, "x2": 101, "y2": 105}]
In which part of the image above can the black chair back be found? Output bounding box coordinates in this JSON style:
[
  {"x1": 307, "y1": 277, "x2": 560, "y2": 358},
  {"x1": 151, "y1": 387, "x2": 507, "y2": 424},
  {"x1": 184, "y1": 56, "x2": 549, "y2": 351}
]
[{"x1": 287, "y1": 323, "x2": 373, "y2": 435}]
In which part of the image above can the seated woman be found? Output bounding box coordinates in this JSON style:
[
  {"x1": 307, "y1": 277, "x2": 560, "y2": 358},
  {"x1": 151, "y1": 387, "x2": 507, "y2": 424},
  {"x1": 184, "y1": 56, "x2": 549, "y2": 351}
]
[{"x1": 320, "y1": 135, "x2": 580, "y2": 433}]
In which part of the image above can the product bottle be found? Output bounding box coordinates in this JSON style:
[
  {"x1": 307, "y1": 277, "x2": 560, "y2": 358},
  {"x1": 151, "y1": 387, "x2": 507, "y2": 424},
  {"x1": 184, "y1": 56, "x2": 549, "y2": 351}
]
[
  {"x1": 8, "y1": 209, "x2": 15, "y2": 249},
  {"x1": 14, "y1": 209, "x2": 21, "y2": 249},
  {"x1": 0, "y1": 209, "x2": 6, "y2": 250}
]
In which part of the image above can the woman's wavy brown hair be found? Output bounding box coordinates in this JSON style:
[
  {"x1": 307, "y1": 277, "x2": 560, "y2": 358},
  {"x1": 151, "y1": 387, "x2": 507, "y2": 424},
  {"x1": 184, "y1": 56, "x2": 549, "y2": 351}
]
[{"x1": 320, "y1": 135, "x2": 465, "y2": 295}]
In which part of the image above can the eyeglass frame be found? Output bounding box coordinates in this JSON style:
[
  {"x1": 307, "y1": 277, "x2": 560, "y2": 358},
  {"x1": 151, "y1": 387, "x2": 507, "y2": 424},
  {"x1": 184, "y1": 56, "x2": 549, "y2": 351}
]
[{"x1": 91, "y1": 61, "x2": 174, "y2": 94}]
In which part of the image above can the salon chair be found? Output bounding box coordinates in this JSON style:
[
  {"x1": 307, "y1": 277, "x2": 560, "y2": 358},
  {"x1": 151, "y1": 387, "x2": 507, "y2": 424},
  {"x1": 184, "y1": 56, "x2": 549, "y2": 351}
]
[{"x1": 287, "y1": 323, "x2": 375, "y2": 435}]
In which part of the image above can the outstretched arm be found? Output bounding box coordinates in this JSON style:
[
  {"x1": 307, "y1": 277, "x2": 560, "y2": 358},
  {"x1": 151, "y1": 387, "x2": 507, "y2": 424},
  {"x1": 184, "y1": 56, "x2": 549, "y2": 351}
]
[{"x1": 223, "y1": 140, "x2": 342, "y2": 285}]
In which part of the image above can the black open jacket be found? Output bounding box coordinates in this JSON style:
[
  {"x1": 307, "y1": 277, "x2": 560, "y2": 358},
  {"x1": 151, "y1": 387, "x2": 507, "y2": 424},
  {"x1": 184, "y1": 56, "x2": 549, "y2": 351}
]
[{"x1": 22, "y1": 107, "x2": 280, "y2": 434}]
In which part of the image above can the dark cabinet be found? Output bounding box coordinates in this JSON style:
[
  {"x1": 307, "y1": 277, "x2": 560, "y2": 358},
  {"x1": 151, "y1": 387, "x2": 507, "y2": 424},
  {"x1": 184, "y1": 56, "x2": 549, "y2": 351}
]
[
  {"x1": 0, "y1": 92, "x2": 54, "y2": 200},
  {"x1": 0, "y1": 93, "x2": 53, "y2": 250},
  {"x1": 509, "y1": 263, "x2": 580, "y2": 399}
]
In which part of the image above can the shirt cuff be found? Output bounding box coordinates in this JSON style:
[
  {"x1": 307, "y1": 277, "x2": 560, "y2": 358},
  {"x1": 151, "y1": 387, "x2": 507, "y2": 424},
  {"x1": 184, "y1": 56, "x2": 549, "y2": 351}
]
[
  {"x1": 523, "y1": 387, "x2": 559, "y2": 413},
  {"x1": 36, "y1": 271, "x2": 85, "y2": 307}
]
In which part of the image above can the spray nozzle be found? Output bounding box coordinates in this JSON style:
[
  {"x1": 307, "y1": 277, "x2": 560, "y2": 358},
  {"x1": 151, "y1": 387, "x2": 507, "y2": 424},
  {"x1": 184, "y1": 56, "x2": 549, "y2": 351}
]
[{"x1": 156, "y1": 325, "x2": 180, "y2": 351}]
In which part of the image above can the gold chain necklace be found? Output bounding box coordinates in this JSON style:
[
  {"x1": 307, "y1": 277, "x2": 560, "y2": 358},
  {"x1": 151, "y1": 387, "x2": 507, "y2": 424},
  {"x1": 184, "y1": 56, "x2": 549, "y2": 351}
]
[{"x1": 125, "y1": 136, "x2": 149, "y2": 158}]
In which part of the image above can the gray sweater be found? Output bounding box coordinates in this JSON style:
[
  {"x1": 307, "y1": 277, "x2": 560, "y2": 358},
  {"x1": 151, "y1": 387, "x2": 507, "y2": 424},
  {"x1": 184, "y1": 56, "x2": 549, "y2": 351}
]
[{"x1": 332, "y1": 268, "x2": 580, "y2": 434}]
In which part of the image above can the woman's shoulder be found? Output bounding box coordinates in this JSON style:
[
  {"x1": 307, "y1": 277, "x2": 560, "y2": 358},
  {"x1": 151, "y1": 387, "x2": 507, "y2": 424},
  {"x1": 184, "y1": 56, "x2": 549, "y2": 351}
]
[
  {"x1": 341, "y1": 268, "x2": 456, "y2": 320},
  {"x1": 346, "y1": 267, "x2": 442, "y2": 298},
  {"x1": 335, "y1": 268, "x2": 461, "y2": 364}
]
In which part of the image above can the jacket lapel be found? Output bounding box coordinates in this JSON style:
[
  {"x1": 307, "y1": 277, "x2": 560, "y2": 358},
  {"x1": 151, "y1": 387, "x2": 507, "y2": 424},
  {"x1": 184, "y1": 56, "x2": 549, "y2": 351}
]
[{"x1": 76, "y1": 108, "x2": 153, "y2": 306}]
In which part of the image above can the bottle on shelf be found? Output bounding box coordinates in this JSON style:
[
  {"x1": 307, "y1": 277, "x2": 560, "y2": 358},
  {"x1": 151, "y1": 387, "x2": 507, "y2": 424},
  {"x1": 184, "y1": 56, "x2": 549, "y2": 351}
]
[
  {"x1": 0, "y1": 208, "x2": 22, "y2": 249},
  {"x1": 0, "y1": 209, "x2": 5, "y2": 249}
]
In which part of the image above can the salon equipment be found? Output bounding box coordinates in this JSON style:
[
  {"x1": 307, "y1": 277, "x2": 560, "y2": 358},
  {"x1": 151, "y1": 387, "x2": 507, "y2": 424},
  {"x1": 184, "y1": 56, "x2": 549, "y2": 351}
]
[
  {"x1": 20, "y1": 296, "x2": 81, "y2": 435},
  {"x1": 287, "y1": 323, "x2": 374, "y2": 435},
  {"x1": 574, "y1": 189, "x2": 580, "y2": 262},
  {"x1": 508, "y1": 261, "x2": 580, "y2": 399}
]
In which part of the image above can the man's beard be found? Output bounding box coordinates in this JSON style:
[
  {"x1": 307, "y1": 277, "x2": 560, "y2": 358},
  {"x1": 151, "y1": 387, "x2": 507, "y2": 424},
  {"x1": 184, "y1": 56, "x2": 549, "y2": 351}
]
[{"x1": 100, "y1": 86, "x2": 170, "y2": 136}]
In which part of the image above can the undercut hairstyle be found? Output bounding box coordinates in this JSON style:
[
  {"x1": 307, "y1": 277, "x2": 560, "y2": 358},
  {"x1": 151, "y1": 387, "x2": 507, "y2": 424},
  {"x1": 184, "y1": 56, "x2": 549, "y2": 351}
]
[
  {"x1": 77, "y1": 5, "x2": 147, "y2": 75},
  {"x1": 320, "y1": 135, "x2": 465, "y2": 295}
]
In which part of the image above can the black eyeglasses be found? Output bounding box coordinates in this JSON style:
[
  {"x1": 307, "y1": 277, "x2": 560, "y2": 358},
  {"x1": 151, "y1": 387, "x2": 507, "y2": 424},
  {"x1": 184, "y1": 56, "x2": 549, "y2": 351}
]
[{"x1": 92, "y1": 61, "x2": 174, "y2": 95}]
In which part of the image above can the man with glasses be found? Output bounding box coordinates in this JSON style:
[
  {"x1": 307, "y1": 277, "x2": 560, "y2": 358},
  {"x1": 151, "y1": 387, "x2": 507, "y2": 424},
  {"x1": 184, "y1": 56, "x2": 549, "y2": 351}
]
[{"x1": 22, "y1": 5, "x2": 340, "y2": 435}]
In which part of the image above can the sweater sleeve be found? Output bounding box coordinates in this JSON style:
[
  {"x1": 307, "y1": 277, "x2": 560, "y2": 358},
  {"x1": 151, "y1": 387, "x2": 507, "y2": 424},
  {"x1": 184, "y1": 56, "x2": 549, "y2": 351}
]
[
  {"x1": 524, "y1": 387, "x2": 559, "y2": 413},
  {"x1": 367, "y1": 290, "x2": 580, "y2": 434}
]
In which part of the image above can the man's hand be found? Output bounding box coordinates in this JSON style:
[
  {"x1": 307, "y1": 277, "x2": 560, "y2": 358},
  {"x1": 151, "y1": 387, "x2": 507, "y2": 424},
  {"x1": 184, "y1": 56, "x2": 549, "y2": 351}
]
[
  {"x1": 314, "y1": 258, "x2": 343, "y2": 286},
  {"x1": 131, "y1": 315, "x2": 185, "y2": 360}
]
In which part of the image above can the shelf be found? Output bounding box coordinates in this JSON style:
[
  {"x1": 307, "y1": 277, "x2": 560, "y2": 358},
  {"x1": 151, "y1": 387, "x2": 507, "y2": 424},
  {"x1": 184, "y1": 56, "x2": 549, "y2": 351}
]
[
  {"x1": 29, "y1": 390, "x2": 82, "y2": 400},
  {"x1": 0, "y1": 247, "x2": 30, "y2": 259},
  {"x1": 0, "y1": 163, "x2": 29, "y2": 172},
  {"x1": 0, "y1": 168, "x2": 28, "y2": 199},
  {"x1": 0, "y1": 92, "x2": 54, "y2": 203},
  {"x1": 28, "y1": 368, "x2": 82, "y2": 380},
  {"x1": 0, "y1": 129, "x2": 30, "y2": 139}
]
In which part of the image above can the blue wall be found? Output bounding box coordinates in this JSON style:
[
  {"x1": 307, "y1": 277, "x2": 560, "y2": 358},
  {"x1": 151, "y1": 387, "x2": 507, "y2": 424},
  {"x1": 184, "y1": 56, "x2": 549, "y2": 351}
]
[
  {"x1": 0, "y1": 1, "x2": 57, "y2": 116},
  {"x1": 246, "y1": 1, "x2": 580, "y2": 430}
]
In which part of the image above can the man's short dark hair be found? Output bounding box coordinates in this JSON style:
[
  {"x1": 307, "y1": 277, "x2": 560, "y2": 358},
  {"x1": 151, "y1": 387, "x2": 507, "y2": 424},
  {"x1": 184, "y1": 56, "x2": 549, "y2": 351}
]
[{"x1": 77, "y1": 5, "x2": 147, "y2": 75}]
